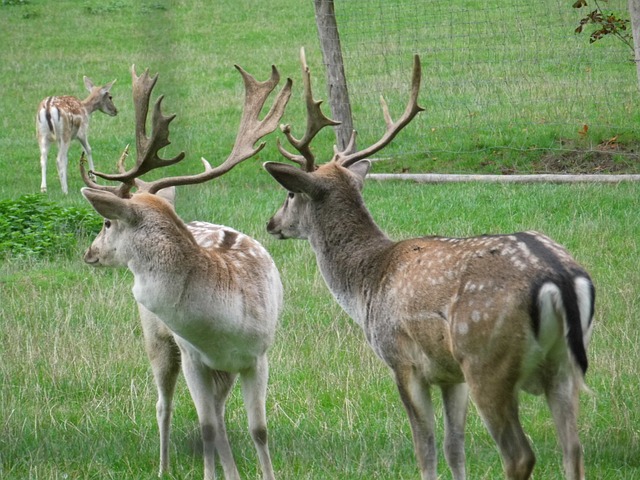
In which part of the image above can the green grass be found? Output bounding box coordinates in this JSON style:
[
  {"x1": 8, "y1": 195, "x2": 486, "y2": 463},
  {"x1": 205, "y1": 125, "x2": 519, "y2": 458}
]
[{"x1": 1, "y1": 0, "x2": 640, "y2": 478}]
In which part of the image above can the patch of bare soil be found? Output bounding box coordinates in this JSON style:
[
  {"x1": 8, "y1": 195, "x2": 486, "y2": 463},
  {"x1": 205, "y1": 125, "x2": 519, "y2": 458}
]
[{"x1": 533, "y1": 138, "x2": 640, "y2": 174}]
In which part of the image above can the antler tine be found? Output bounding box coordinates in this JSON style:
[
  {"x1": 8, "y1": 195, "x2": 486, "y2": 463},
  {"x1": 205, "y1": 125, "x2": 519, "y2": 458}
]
[
  {"x1": 80, "y1": 150, "x2": 131, "y2": 197},
  {"x1": 336, "y1": 54, "x2": 425, "y2": 168},
  {"x1": 141, "y1": 64, "x2": 293, "y2": 195},
  {"x1": 91, "y1": 65, "x2": 186, "y2": 184},
  {"x1": 278, "y1": 47, "x2": 341, "y2": 172}
]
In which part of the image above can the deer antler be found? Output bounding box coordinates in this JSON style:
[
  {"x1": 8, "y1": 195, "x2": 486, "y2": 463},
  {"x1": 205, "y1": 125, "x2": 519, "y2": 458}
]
[
  {"x1": 80, "y1": 146, "x2": 133, "y2": 197},
  {"x1": 335, "y1": 54, "x2": 424, "y2": 168},
  {"x1": 278, "y1": 52, "x2": 424, "y2": 172},
  {"x1": 83, "y1": 66, "x2": 186, "y2": 196},
  {"x1": 143, "y1": 65, "x2": 292, "y2": 194},
  {"x1": 81, "y1": 64, "x2": 292, "y2": 196},
  {"x1": 277, "y1": 47, "x2": 340, "y2": 172}
]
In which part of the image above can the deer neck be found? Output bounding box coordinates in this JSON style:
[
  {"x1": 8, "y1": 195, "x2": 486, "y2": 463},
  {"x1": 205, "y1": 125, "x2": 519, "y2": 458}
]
[
  {"x1": 81, "y1": 93, "x2": 100, "y2": 114},
  {"x1": 128, "y1": 216, "x2": 202, "y2": 312},
  {"x1": 307, "y1": 193, "x2": 393, "y2": 325}
]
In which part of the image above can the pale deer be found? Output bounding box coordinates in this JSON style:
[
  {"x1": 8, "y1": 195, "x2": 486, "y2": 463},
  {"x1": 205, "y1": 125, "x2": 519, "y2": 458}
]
[
  {"x1": 81, "y1": 64, "x2": 292, "y2": 480},
  {"x1": 263, "y1": 48, "x2": 595, "y2": 480},
  {"x1": 36, "y1": 76, "x2": 117, "y2": 194}
]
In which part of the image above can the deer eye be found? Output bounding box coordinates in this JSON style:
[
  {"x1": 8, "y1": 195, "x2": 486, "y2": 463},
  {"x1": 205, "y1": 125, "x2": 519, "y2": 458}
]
[{"x1": 104, "y1": 220, "x2": 112, "y2": 228}]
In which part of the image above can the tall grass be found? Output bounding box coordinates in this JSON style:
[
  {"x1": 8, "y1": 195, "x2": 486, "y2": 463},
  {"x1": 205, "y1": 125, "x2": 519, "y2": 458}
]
[{"x1": 1, "y1": 1, "x2": 639, "y2": 479}]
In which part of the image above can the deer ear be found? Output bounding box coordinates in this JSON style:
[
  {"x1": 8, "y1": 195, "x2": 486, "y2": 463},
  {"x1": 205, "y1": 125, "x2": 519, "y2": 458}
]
[
  {"x1": 346, "y1": 159, "x2": 371, "y2": 181},
  {"x1": 155, "y1": 186, "x2": 176, "y2": 207},
  {"x1": 102, "y1": 79, "x2": 116, "y2": 93},
  {"x1": 81, "y1": 187, "x2": 137, "y2": 223},
  {"x1": 263, "y1": 162, "x2": 324, "y2": 199},
  {"x1": 83, "y1": 76, "x2": 95, "y2": 91}
]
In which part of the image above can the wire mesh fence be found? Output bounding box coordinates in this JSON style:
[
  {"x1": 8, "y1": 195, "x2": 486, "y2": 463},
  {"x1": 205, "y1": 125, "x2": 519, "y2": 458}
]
[{"x1": 318, "y1": 0, "x2": 639, "y2": 170}]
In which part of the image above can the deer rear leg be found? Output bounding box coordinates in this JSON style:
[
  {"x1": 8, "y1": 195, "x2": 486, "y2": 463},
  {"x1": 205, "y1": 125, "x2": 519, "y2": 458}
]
[
  {"x1": 180, "y1": 351, "x2": 239, "y2": 480},
  {"x1": 545, "y1": 371, "x2": 585, "y2": 480},
  {"x1": 55, "y1": 141, "x2": 70, "y2": 194},
  {"x1": 441, "y1": 383, "x2": 468, "y2": 480},
  {"x1": 394, "y1": 366, "x2": 439, "y2": 480},
  {"x1": 239, "y1": 355, "x2": 275, "y2": 480},
  {"x1": 39, "y1": 137, "x2": 50, "y2": 193},
  {"x1": 468, "y1": 379, "x2": 535, "y2": 480}
]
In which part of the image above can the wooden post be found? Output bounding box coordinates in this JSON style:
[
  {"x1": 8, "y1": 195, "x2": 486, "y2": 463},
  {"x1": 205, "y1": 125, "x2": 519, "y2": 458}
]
[
  {"x1": 628, "y1": 0, "x2": 640, "y2": 89},
  {"x1": 314, "y1": 0, "x2": 355, "y2": 151}
]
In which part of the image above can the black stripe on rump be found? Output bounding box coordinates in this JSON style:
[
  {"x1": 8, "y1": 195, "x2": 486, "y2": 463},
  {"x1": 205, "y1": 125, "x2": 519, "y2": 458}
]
[
  {"x1": 45, "y1": 97, "x2": 54, "y2": 132},
  {"x1": 517, "y1": 232, "x2": 591, "y2": 375}
]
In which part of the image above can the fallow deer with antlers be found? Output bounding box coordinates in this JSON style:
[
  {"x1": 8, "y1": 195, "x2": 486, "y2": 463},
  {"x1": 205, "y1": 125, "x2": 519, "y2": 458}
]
[
  {"x1": 37, "y1": 76, "x2": 118, "y2": 194},
  {"x1": 263, "y1": 48, "x2": 595, "y2": 480},
  {"x1": 81, "y1": 64, "x2": 291, "y2": 480}
]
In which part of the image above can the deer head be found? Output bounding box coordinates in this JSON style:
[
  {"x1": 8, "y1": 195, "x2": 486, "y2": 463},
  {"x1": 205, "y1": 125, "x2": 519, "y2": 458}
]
[
  {"x1": 264, "y1": 48, "x2": 423, "y2": 241},
  {"x1": 81, "y1": 63, "x2": 292, "y2": 267}
]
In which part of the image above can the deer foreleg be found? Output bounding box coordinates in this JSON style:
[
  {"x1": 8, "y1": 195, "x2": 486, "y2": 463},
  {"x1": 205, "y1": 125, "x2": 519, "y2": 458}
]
[
  {"x1": 139, "y1": 307, "x2": 181, "y2": 477},
  {"x1": 76, "y1": 134, "x2": 95, "y2": 172}
]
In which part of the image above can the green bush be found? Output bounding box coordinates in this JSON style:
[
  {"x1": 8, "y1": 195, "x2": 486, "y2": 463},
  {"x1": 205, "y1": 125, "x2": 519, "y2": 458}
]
[{"x1": 0, "y1": 194, "x2": 102, "y2": 258}]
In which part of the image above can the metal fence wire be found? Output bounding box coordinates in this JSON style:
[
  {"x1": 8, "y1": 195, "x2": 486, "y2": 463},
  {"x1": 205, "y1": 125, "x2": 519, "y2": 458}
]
[{"x1": 318, "y1": 0, "x2": 639, "y2": 167}]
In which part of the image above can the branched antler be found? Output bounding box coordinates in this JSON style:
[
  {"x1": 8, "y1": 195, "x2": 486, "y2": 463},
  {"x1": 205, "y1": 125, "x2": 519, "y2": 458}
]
[
  {"x1": 278, "y1": 52, "x2": 424, "y2": 171},
  {"x1": 144, "y1": 65, "x2": 292, "y2": 194},
  {"x1": 335, "y1": 54, "x2": 424, "y2": 168},
  {"x1": 277, "y1": 47, "x2": 340, "y2": 172},
  {"x1": 81, "y1": 64, "x2": 292, "y2": 196}
]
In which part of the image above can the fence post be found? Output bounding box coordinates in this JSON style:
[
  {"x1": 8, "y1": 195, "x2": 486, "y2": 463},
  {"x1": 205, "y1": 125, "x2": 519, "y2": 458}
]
[
  {"x1": 629, "y1": 0, "x2": 640, "y2": 90},
  {"x1": 314, "y1": 0, "x2": 355, "y2": 151}
]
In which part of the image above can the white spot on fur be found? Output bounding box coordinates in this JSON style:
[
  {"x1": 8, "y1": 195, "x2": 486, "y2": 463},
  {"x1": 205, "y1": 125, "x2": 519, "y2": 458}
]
[
  {"x1": 471, "y1": 311, "x2": 481, "y2": 322},
  {"x1": 457, "y1": 322, "x2": 469, "y2": 335}
]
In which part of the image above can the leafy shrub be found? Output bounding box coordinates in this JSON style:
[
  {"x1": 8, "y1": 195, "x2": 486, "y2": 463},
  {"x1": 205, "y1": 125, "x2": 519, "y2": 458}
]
[{"x1": 0, "y1": 194, "x2": 102, "y2": 258}]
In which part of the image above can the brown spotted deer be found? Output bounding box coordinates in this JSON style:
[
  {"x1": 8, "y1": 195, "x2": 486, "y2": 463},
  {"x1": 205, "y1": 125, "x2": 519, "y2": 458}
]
[
  {"x1": 263, "y1": 49, "x2": 595, "y2": 480},
  {"x1": 36, "y1": 76, "x2": 117, "y2": 194},
  {"x1": 81, "y1": 64, "x2": 291, "y2": 480}
]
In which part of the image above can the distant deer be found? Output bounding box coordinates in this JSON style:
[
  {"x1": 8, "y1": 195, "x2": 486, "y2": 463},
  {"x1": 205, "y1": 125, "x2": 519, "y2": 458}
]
[
  {"x1": 263, "y1": 48, "x2": 595, "y2": 480},
  {"x1": 36, "y1": 76, "x2": 117, "y2": 194},
  {"x1": 81, "y1": 64, "x2": 291, "y2": 480}
]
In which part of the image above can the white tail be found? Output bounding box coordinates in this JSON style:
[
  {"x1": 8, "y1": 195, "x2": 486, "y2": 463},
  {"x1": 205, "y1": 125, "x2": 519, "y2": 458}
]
[
  {"x1": 36, "y1": 76, "x2": 117, "y2": 194},
  {"x1": 263, "y1": 49, "x2": 595, "y2": 480},
  {"x1": 82, "y1": 64, "x2": 291, "y2": 480}
]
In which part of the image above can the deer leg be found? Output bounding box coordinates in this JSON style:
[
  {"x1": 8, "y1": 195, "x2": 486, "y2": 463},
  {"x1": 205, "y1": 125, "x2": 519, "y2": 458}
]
[
  {"x1": 440, "y1": 383, "x2": 468, "y2": 480},
  {"x1": 180, "y1": 351, "x2": 239, "y2": 480},
  {"x1": 545, "y1": 371, "x2": 585, "y2": 480},
  {"x1": 76, "y1": 135, "x2": 95, "y2": 172},
  {"x1": 468, "y1": 380, "x2": 535, "y2": 480},
  {"x1": 55, "y1": 141, "x2": 70, "y2": 194},
  {"x1": 139, "y1": 308, "x2": 181, "y2": 477},
  {"x1": 38, "y1": 137, "x2": 50, "y2": 193},
  {"x1": 394, "y1": 366, "x2": 438, "y2": 480},
  {"x1": 239, "y1": 355, "x2": 275, "y2": 480},
  {"x1": 211, "y1": 370, "x2": 240, "y2": 480}
]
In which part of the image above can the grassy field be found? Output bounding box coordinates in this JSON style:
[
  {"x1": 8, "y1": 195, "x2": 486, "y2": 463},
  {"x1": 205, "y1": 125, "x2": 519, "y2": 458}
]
[{"x1": 1, "y1": 1, "x2": 640, "y2": 479}]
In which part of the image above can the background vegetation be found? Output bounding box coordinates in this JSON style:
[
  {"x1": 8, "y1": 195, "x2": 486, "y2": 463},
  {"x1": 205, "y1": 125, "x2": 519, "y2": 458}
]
[{"x1": 1, "y1": 0, "x2": 639, "y2": 478}]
